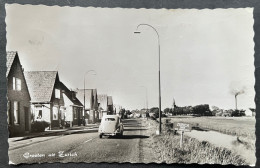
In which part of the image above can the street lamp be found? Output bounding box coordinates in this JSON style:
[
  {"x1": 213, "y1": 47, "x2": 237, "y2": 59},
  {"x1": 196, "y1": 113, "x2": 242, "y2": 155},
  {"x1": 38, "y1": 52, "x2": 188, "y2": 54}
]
[
  {"x1": 84, "y1": 70, "x2": 97, "y2": 118},
  {"x1": 134, "y1": 24, "x2": 162, "y2": 134},
  {"x1": 140, "y1": 85, "x2": 148, "y2": 111}
]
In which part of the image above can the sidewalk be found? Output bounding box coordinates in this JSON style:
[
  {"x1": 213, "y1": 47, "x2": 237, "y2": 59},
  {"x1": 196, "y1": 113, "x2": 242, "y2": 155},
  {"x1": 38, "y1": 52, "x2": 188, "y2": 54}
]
[
  {"x1": 8, "y1": 123, "x2": 100, "y2": 151},
  {"x1": 9, "y1": 123, "x2": 100, "y2": 142}
]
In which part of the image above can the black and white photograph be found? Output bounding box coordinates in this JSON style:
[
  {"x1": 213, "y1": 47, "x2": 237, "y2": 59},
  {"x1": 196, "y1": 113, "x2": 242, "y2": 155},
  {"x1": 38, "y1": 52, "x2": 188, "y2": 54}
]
[{"x1": 5, "y1": 4, "x2": 256, "y2": 166}]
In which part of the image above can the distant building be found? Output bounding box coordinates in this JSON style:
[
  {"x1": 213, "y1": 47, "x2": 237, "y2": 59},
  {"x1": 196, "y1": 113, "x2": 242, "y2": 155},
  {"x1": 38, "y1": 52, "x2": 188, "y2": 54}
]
[
  {"x1": 97, "y1": 94, "x2": 108, "y2": 119},
  {"x1": 114, "y1": 104, "x2": 122, "y2": 115},
  {"x1": 245, "y1": 108, "x2": 256, "y2": 117},
  {"x1": 75, "y1": 89, "x2": 98, "y2": 124},
  {"x1": 60, "y1": 82, "x2": 83, "y2": 127},
  {"x1": 107, "y1": 96, "x2": 113, "y2": 114},
  {"x1": 24, "y1": 71, "x2": 65, "y2": 129},
  {"x1": 6, "y1": 51, "x2": 31, "y2": 137}
]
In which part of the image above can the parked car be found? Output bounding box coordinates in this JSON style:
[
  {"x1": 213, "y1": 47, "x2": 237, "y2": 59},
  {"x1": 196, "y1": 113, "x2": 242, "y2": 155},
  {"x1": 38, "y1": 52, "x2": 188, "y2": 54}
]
[{"x1": 98, "y1": 115, "x2": 124, "y2": 138}]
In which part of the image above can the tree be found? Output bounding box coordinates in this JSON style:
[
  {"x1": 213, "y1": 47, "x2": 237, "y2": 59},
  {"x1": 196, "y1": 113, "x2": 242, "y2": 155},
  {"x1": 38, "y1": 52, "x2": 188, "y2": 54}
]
[
  {"x1": 120, "y1": 108, "x2": 125, "y2": 119},
  {"x1": 192, "y1": 104, "x2": 211, "y2": 116},
  {"x1": 164, "y1": 108, "x2": 171, "y2": 114},
  {"x1": 150, "y1": 107, "x2": 159, "y2": 118}
]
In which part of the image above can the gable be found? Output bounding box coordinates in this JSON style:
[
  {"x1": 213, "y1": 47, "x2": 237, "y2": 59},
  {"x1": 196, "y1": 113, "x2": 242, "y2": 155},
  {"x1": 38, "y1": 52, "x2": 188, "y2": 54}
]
[
  {"x1": 6, "y1": 51, "x2": 17, "y2": 77},
  {"x1": 24, "y1": 71, "x2": 58, "y2": 102},
  {"x1": 108, "y1": 96, "x2": 113, "y2": 105},
  {"x1": 75, "y1": 89, "x2": 93, "y2": 109},
  {"x1": 98, "y1": 94, "x2": 108, "y2": 111},
  {"x1": 6, "y1": 51, "x2": 31, "y2": 100}
]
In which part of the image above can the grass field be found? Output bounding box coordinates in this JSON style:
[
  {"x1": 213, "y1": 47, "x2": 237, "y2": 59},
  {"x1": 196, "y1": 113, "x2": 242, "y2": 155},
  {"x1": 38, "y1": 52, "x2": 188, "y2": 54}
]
[
  {"x1": 165, "y1": 116, "x2": 255, "y2": 140},
  {"x1": 152, "y1": 134, "x2": 247, "y2": 165},
  {"x1": 145, "y1": 119, "x2": 249, "y2": 165}
]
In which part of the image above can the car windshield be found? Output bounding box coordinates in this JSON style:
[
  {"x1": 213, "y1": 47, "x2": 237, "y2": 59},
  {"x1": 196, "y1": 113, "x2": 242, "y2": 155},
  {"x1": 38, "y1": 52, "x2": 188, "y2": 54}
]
[{"x1": 105, "y1": 118, "x2": 116, "y2": 121}]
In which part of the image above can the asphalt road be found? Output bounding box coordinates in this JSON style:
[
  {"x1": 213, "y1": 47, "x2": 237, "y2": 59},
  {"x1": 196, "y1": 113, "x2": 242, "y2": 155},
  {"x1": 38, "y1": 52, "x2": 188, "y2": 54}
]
[{"x1": 9, "y1": 118, "x2": 152, "y2": 164}]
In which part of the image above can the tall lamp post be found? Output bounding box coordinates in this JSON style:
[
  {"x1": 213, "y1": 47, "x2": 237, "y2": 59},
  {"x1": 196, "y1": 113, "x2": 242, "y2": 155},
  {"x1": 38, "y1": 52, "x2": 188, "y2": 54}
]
[
  {"x1": 84, "y1": 70, "x2": 97, "y2": 120},
  {"x1": 140, "y1": 85, "x2": 148, "y2": 111},
  {"x1": 134, "y1": 24, "x2": 162, "y2": 134}
]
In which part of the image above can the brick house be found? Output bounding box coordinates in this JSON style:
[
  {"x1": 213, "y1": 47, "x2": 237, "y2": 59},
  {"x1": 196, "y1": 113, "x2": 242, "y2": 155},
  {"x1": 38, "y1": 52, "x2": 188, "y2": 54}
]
[
  {"x1": 60, "y1": 82, "x2": 83, "y2": 127},
  {"x1": 6, "y1": 51, "x2": 31, "y2": 137},
  {"x1": 75, "y1": 89, "x2": 98, "y2": 124},
  {"x1": 24, "y1": 71, "x2": 65, "y2": 129}
]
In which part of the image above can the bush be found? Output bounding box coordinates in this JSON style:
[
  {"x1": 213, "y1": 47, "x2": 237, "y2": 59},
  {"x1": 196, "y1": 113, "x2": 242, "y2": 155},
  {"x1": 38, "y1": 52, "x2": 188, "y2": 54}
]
[
  {"x1": 31, "y1": 121, "x2": 50, "y2": 132},
  {"x1": 149, "y1": 107, "x2": 167, "y2": 118}
]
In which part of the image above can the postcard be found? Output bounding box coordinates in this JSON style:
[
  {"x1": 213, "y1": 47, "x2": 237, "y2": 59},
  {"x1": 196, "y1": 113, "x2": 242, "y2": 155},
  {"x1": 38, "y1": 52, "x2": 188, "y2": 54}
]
[{"x1": 5, "y1": 4, "x2": 255, "y2": 166}]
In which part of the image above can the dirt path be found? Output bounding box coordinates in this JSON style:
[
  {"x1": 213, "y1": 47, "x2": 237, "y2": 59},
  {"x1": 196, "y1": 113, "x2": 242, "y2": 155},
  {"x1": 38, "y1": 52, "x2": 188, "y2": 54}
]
[{"x1": 139, "y1": 118, "x2": 159, "y2": 163}]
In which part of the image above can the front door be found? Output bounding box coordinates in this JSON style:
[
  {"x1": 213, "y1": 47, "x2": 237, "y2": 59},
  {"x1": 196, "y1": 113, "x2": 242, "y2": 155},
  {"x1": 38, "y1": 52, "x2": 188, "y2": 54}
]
[{"x1": 24, "y1": 107, "x2": 30, "y2": 132}]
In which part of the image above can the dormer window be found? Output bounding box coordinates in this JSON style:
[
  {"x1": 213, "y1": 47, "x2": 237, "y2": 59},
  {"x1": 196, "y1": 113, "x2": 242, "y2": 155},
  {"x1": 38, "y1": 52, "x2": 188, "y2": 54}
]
[
  {"x1": 55, "y1": 89, "x2": 60, "y2": 99},
  {"x1": 13, "y1": 77, "x2": 21, "y2": 91}
]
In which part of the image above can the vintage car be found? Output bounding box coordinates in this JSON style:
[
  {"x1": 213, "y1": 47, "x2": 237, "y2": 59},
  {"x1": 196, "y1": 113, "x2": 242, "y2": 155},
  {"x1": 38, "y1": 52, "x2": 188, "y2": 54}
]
[{"x1": 98, "y1": 115, "x2": 124, "y2": 138}]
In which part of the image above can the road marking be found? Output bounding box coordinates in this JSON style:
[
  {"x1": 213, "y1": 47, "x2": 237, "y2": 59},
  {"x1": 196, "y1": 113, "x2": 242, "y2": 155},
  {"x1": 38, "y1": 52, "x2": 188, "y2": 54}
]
[{"x1": 84, "y1": 139, "x2": 93, "y2": 143}]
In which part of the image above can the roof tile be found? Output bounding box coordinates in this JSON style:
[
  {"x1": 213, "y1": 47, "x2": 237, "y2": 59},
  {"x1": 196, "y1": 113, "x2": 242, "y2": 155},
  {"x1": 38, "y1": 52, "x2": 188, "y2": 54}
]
[
  {"x1": 6, "y1": 51, "x2": 17, "y2": 77},
  {"x1": 24, "y1": 71, "x2": 58, "y2": 102}
]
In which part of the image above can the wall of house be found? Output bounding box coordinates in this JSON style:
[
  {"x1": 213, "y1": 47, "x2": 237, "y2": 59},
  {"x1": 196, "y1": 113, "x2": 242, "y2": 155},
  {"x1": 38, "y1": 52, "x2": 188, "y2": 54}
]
[
  {"x1": 31, "y1": 104, "x2": 51, "y2": 123},
  {"x1": 65, "y1": 106, "x2": 73, "y2": 122},
  {"x1": 7, "y1": 57, "x2": 31, "y2": 137},
  {"x1": 72, "y1": 106, "x2": 83, "y2": 126},
  {"x1": 50, "y1": 79, "x2": 65, "y2": 129},
  {"x1": 108, "y1": 105, "x2": 114, "y2": 114}
]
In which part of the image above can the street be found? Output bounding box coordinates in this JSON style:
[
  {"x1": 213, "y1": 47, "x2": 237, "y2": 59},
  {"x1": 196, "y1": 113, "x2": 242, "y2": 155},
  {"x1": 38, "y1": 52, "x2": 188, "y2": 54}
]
[{"x1": 9, "y1": 118, "x2": 155, "y2": 164}]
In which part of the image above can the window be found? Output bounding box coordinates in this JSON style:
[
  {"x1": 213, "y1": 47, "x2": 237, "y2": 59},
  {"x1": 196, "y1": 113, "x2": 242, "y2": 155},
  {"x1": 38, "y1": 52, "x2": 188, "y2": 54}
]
[
  {"x1": 17, "y1": 79, "x2": 21, "y2": 90},
  {"x1": 55, "y1": 89, "x2": 60, "y2": 99},
  {"x1": 14, "y1": 101, "x2": 19, "y2": 124},
  {"x1": 53, "y1": 107, "x2": 58, "y2": 120},
  {"x1": 105, "y1": 118, "x2": 116, "y2": 121},
  {"x1": 79, "y1": 108, "x2": 83, "y2": 119},
  {"x1": 12, "y1": 77, "x2": 15, "y2": 90},
  {"x1": 37, "y1": 110, "x2": 42, "y2": 119},
  {"x1": 13, "y1": 77, "x2": 21, "y2": 91},
  {"x1": 73, "y1": 108, "x2": 77, "y2": 119},
  {"x1": 7, "y1": 101, "x2": 11, "y2": 124}
]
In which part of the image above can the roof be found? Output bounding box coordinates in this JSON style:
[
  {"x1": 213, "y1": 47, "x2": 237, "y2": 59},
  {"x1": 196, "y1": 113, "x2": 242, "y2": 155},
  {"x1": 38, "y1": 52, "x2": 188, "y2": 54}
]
[
  {"x1": 75, "y1": 89, "x2": 93, "y2": 109},
  {"x1": 60, "y1": 82, "x2": 83, "y2": 106},
  {"x1": 6, "y1": 51, "x2": 17, "y2": 77},
  {"x1": 93, "y1": 89, "x2": 97, "y2": 97},
  {"x1": 98, "y1": 94, "x2": 108, "y2": 111},
  {"x1": 24, "y1": 71, "x2": 58, "y2": 102},
  {"x1": 107, "y1": 96, "x2": 113, "y2": 105}
]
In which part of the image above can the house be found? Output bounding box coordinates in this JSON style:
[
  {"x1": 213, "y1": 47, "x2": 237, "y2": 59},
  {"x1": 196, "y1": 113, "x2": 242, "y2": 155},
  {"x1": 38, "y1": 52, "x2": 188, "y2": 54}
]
[
  {"x1": 97, "y1": 94, "x2": 108, "y2": 119},
  {"x1": 60, "y1": 82, "x2": 83, "y2": 127},
  {"x1": 107, "y1": 96, "x2": 114, "y2": 114},
  {"x1": 75, "y1": 89, "x2": 98, "y2": 124},
  {"x1": 6, "y1": 51, "x2": 31, "y2": 137},
  {"x1": 24, "y1": 71, "x2": 65, "y2": 129},
  {"x1": 113, "y1": 104, "x2": 122, "y2": 115}
]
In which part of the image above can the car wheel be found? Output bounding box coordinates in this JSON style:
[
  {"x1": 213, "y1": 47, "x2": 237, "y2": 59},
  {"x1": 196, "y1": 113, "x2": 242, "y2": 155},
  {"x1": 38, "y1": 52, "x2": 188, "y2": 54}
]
[{"x1": 99, "y1": 134, "x2": 102, "y2": 139}]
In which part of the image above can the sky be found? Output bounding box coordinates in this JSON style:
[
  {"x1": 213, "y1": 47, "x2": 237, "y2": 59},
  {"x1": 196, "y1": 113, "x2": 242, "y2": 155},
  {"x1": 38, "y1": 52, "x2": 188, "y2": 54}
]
[{"x1": 6, "y1": 4, "x2": 255, "y2": 110}]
